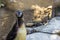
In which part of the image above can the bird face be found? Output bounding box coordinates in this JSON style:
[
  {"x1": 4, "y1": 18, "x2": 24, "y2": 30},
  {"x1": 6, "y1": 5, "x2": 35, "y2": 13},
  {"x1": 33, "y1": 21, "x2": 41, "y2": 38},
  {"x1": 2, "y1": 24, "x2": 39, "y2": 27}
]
[{"x1": 16, "y1": 10, "x2": 23, "y2": 17}]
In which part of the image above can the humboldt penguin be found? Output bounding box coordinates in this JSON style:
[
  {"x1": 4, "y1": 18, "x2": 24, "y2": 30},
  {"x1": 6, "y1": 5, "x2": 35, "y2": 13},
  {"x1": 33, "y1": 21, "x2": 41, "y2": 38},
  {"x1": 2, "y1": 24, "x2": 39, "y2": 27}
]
[{"x1": 6, "y1": 11, "x2": 26, "y2": 40}]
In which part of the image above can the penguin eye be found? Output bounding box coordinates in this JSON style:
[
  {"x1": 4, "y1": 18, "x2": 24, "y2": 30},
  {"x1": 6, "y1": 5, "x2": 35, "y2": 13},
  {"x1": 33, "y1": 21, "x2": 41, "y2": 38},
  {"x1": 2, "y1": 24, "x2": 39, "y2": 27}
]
[{"x1": 16, "y1": 10, "x2": 23, "y2": 17}]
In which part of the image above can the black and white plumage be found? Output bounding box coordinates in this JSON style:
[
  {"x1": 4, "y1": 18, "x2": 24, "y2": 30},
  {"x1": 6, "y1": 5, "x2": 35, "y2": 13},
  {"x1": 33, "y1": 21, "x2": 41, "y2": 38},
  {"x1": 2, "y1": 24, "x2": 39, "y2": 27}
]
[{"x1": 6, "y1": 10, "x2": 26, "y2": 40}]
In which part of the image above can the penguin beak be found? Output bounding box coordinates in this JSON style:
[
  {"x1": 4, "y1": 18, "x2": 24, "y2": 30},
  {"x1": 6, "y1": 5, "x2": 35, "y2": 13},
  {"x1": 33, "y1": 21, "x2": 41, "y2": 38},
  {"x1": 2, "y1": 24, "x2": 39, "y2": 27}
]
[{"x1": 16, "y1": 10, "x2": 23, "y2": 17}]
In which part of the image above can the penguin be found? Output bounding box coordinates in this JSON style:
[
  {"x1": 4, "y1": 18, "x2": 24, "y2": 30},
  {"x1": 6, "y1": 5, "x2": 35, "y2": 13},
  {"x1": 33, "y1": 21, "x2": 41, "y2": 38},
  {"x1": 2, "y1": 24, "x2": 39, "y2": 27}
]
[{"x1": 6, "y1": 10, "x2": 26, "y2": 40}]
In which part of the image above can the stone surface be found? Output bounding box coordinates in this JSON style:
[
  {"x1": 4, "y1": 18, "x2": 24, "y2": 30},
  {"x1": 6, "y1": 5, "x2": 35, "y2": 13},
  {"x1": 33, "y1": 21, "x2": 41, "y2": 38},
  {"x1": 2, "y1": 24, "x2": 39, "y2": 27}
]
[
  {"x1": 33, "y1": 17, "x2": 60, "y2": 34},
  {"x1": 26, "y1": 33, "x2": 60, "y2": 40},
  {"x1": 26, "y1": 17, "x2": 60, "y2": 40}
]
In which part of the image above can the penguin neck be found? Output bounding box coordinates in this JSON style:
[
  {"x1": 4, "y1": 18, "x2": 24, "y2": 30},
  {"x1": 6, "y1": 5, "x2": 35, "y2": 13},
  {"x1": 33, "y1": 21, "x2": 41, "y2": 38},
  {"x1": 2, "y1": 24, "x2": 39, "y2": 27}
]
[{"x1": 17, "y1": 17, "x2": 24, "y2": 28}]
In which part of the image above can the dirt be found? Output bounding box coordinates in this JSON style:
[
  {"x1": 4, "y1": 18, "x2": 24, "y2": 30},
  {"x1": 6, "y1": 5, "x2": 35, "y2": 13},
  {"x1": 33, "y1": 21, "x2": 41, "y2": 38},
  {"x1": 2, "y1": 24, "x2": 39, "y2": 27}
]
[{"x1": 0, "y1": 8, "x2": 16, "y2": 40}]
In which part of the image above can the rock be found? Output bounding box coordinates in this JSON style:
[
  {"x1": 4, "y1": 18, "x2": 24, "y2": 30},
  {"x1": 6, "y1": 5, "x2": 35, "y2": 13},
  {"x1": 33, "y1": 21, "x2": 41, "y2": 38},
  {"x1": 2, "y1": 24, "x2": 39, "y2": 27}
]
[
  {"x1": 26, "y1": 23, "x2": 34, "y2": 27},
  {"x1": 26, "y1": 27, "x2": 34, "y2": 34},
  {"x1": 26, "y1": 17, "x2": 60, "y2": 40},
  {"x1": 31, "y1": 5, "x2": 52, "y2": 23},
  {"x1": 26, "y1": 17, "x2": 60, "y2": 35},
  {"x1": 26, "y1": 33, "x2": 60, "y2": 40},
  {"x1": 33, "y1": 17, "x2": 60, "y2": 35}
]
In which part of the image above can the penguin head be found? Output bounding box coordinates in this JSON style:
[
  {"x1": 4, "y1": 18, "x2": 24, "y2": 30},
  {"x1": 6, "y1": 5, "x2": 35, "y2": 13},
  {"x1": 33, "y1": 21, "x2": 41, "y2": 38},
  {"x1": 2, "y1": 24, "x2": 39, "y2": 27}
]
[{"x1": 16, "y1": 10, "x2": 23, "y2": 18}]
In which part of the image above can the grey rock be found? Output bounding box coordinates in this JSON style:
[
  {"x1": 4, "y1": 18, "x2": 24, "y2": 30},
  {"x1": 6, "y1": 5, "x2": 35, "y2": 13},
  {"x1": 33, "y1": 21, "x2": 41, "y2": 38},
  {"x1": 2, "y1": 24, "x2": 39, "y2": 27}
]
[
  {"x1": 26, "y1": 33, "x2": 60, "y2": 40},
  {"x1": 26, "y1": 17, "x2": 60, "y2": 40}
]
